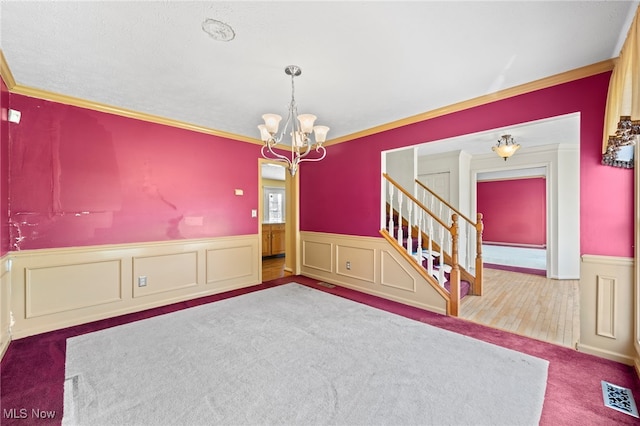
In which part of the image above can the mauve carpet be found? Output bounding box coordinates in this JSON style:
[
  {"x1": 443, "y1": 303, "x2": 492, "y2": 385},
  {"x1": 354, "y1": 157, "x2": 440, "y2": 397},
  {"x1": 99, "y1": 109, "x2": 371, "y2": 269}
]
[{"x1": 1, "y1": 275, "x2": 640, "y2": 425}]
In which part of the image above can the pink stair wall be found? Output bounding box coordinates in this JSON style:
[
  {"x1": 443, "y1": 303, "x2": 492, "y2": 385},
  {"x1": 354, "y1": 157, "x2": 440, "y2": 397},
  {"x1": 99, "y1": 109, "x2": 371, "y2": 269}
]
[{"x1": 300, "y1": 71, "x2": 634, "y2": 258}]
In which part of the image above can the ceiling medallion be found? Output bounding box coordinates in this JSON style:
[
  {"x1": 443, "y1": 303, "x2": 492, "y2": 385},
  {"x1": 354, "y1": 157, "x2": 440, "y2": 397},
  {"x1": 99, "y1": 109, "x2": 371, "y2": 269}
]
[{"x1": 202, "y1": 19, "x2": 235, "y2": 42}]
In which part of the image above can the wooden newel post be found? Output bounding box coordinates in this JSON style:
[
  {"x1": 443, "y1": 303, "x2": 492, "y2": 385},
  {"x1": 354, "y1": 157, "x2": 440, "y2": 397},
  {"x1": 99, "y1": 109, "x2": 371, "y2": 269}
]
[
  {"x1": 474, "y1": 212, "x2": 484, "y2": 296},
  {"x1": 450, "y1": 214, "x2": 460, "y2": 317}
]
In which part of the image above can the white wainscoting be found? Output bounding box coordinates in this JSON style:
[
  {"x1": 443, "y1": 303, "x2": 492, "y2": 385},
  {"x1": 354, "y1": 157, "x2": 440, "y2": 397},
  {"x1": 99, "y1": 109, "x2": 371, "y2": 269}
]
[
  {"x1": 300, "y1": 231, "x2": 448, "y2": 315},
  {"x1": 0, "y1": 254, "x2": 10, "y2": 358},
  {"x1": 578, "y1": 255, "x2": 635, "y2": 365},
  {"x1": 9, "y1": 235, "x2": 260, "y2": 339}
]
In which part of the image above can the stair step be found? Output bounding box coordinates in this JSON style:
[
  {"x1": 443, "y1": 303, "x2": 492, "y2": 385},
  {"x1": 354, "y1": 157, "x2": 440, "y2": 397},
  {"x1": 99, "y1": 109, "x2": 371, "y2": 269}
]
[
  {"x1": 445, "y1": 280, "x2": 471, "y2": 299},
  {"x1": 420, "y1": 260, "x2": 470, "y2": 300}
]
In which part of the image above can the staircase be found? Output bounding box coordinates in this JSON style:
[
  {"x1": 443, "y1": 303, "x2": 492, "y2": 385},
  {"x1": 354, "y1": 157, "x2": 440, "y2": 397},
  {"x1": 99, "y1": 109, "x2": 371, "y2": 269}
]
[{"x1": 381, "y1": 173, "x2": 484, "y2": 316}]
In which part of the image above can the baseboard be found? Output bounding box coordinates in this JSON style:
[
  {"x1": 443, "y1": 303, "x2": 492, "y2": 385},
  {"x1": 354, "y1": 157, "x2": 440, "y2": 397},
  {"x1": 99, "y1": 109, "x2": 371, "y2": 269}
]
[
  {"x1": 484, "y1": 263, "x2": 546, "y2": 276},
  {"x1": 483, "y1": 241, "x2": 546, "y2": 249},
  {"x1": 576, "y1": 343, "x2": 635, "y2": 366}
]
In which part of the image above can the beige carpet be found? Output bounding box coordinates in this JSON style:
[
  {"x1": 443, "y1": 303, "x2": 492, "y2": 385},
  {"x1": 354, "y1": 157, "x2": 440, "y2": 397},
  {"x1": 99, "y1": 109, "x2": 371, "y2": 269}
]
[{"x1": 63, "y1": 283, "x2": 548, "y2": 425}]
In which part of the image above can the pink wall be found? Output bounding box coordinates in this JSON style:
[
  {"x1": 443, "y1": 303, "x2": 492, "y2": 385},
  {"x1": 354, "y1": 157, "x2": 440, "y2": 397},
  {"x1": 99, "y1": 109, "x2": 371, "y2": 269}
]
[
  {"x1": 477, "y1": 178, "x2": 546, "y2": 247},
  {"x1": 8, "y1": 94, "x2": 261, "y2": 250},
  {"x1": 3, "y1": 71, "x2": 634, "y2": 257},
  {"x1": 0, "y1": 77, "x2": 10, "y2": 256},
  {"x1": 300, "y1": 72, "x2": 634, "y2": 258}
]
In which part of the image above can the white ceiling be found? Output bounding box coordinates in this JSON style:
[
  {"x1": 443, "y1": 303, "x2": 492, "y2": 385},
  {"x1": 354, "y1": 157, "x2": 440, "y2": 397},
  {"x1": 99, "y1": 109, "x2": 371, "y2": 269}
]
[
  {"x1": 1, "y1": 1, "x2": 638, "y2": 146},
  {"x1": 415, "y1": 112, "x2": 580, "y2": 157}
]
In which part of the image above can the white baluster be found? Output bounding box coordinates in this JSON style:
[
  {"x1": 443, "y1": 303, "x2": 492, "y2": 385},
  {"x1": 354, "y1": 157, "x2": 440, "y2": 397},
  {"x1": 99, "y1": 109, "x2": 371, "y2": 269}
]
[
  {"x1": 468, "y1": 221, "x2": 476, "y2": 272},
  {"x1": 445, "y1": 219, "x2": 451, "y2": 255},
  {"x1": 397, "y1": 192, "x2": 403, "y2": 246},
  {"x1": 427, "y1": 216, "x2": 434, "y2": 276},
  {"x1": 406, "y1": 202, "x2": 413, "y2": 255},
  {"x1": 416, "y1": 210, "x2": 423, "y2": 263},
  {"x1": 465, "y1": 222, "x2": 472, "y2": 270},
  {"x1": 438, "y1": 231, "x2": 445, "y2": 286},
  {"x1": 388, "y1": 182, "x2": 394, "y2": 235}
]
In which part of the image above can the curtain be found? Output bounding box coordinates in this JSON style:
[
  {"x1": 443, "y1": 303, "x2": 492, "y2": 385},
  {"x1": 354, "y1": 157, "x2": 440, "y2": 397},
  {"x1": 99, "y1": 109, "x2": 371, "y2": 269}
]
[{"x1": 602, "y1": 5, "x2": 640, "y2": 168}]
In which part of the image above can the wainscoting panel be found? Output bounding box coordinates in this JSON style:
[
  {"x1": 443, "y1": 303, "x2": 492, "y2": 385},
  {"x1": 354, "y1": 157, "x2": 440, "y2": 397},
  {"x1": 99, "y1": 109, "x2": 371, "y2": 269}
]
[
  {"x1": 9, "y1": 235, "x2": 260, "y2": 339},
  {"x1": 302, "y1": 240, "x2": 333, "y2": 273},
  {"x1": 206, "y1": 243, "x2": 255, "y2": 287},
  {"x1": 300, "y1": 231, "x2": 447, "y2": 315},
  {"x1": 579, "y1": 255, "x2": 634, "y2": 365},
  {"x1": 0, "y1": 256, "x2": 11, "y2": 359},
  {"x1": 26, "y1": 260, "x2": 122, "y2": 318},
  {"x1": 596, "y1": 275, "x2": 616, "y2": 339},
  {"x1": 133, "y1": 251, "x2": 198, "y2": 298},
  {"x1": 335, "y1": 245, "x2": 375, "y2": 283},
  {"x1": 380, "y1": 250, "x2": 416, "y2": 292}
]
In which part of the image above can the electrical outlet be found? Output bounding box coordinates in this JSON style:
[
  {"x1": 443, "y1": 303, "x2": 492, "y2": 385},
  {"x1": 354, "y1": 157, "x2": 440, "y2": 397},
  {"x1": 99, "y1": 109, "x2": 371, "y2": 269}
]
[
  {"x1": 138, "y1": 276, "x2": 147, "y2": 287},
  {"x1": 346, "y1": 261, "x2": 351, "y2": 270}
]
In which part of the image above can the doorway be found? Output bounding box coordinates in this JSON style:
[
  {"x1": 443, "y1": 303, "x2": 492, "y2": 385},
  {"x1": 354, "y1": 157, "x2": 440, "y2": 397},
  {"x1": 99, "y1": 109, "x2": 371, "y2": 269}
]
[
  {"x1": 259, "y1": 160, "x2": 297, "y2": 281},
  {"x1": 476, "y1": 168, "x2": 547, "y2": 275}
]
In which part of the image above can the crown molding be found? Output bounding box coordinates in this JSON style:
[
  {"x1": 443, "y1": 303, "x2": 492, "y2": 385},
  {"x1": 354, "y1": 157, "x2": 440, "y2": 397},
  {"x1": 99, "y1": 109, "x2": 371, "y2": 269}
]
[
  {"x1": 10, "y1": 84, "x2": 261, "y2": 144},
  {"x1": 0, "y1": 50, "x2": 17, "y2": 89},
  {"x1": 1, "y1": 47, "x2": 614, "y2": 147},
  {"x1": 1, "y1": 49, "x2": 260, "y2": 145},
  {"x1": 325, "y1": 59, "x2": 616, "y2": 146}
]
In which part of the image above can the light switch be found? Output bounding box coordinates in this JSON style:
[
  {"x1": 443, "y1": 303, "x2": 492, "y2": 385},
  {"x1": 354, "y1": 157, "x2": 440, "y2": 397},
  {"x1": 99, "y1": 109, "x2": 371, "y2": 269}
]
[
  {"x1": 8, "y1": 109, "x2": 21, "y2": 124},
  {"x1": 235, "y1": 189, "x2": 244, "y2": 196},
  {"x1": 251, "y1": 209, "x2": 257, "y2": 218}
]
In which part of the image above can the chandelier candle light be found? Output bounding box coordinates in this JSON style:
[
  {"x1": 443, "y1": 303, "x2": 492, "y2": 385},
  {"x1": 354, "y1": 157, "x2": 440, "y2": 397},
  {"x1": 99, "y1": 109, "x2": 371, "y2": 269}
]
[
  {"x1": 492, "y1": 134, "x2": 520, "y2": 161},
  {"x1": 259, "y1": 65, "x2": 330, "y2": 176}
]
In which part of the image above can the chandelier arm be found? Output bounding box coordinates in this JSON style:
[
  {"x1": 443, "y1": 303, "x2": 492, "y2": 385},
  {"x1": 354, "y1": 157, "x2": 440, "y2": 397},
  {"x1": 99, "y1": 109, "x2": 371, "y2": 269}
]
[
  {"x1": 261, "y1": 142, "x2": 294, "y2": 167},
  {"x1": 295, "y1": 145, "x2": 327, "y2": 164},
  {"x1": 294, "y1": 132, "x2": 314, "y2": 159}
]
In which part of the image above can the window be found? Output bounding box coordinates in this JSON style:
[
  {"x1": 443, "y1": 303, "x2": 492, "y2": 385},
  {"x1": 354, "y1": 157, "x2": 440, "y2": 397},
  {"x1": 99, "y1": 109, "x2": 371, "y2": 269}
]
[{"x1": 263, "y1": 187, "x2": 285, "y2": 223}]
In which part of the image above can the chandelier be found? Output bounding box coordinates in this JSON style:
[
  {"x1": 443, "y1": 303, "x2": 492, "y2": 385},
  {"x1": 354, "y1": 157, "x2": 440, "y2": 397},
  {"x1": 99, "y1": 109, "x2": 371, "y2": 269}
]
[
  {"x1": 492, "y1": 134, "x2": 520, "y2": 161},
  {"x1": 258, "y1": 65, "x2": 329, "y2": 176}
]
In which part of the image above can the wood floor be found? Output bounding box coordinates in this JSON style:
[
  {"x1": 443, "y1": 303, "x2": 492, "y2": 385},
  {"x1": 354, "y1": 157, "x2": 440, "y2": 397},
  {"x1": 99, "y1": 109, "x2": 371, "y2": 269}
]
[
  {"x1": 262, "y1": 257, "x2": 580, "y2": 349},
  {"x1": 262, "y1": 255, "x2": 291, "y2": 282},
  {"x1": 461, "y1": 267, "x2": 580, "y2": 348}
]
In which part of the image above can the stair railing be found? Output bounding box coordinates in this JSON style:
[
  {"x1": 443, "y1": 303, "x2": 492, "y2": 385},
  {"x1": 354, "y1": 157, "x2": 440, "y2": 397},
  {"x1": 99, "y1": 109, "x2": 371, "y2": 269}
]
[
  {"x1": 383, "y1": 173, "x2": 462, "y2": 315},
  {"x1": 415, "y1": 179, "x2": 484, "y2": 296}
]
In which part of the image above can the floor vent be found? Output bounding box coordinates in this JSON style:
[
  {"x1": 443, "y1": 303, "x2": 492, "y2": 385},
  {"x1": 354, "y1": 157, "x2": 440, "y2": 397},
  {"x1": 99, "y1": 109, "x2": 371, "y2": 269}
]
[
  {"x1": 602, "y1": 381, "x2": 639, "y2": 418},
  {"x1": 316, "y1": 282, "x2": 336, "y2": 289}
]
